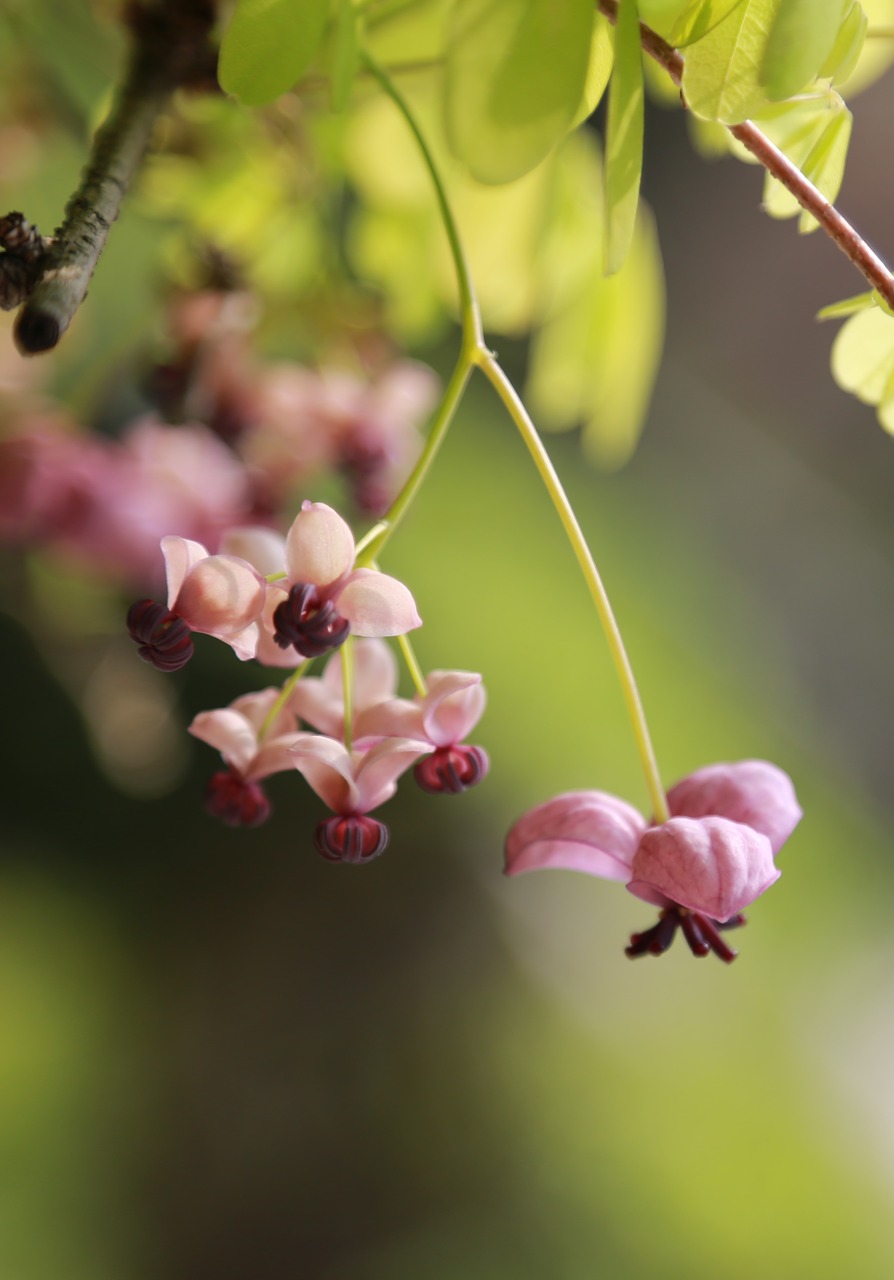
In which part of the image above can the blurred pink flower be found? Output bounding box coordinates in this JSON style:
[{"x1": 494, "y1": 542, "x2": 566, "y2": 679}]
[
  {"x1": 288, "y1": 637, "x2": 400, "y2": 741},
  {"x1": 504, "y1": 760, "x2": 802, "y2": 962}
]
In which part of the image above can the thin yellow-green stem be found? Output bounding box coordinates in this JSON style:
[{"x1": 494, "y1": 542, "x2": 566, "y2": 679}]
[
  {"x1": 397, "y1": 632, "x2": 428, "y2": 697},
  {"x1": 258, "y1": 658, "x2": 312, "y2": 741},
  {"x1": 477, "y1": 354, "x2": 669, "y2": 822}
]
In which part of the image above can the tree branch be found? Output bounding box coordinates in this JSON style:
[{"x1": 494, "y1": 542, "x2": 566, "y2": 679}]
[
  {"x1": 7, "y1": 1, "x2": 217, "y2": 356},
  {"x1": 597, "y1": 0, "x2": 894, "y2": 311}
]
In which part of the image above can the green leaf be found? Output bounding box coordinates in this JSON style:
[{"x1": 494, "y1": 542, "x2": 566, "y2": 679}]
[
  {"x1": 816, "y1": 291, "x2": 874, "y2": 320},
  {"x1": 571, "y1": 12, "x2": 614, "y2": 127},
  {"x1": 668, "y1": 0, "x2": 745, "y2": 47},
  {"x1": 819, "y1": 0, "x2": 867, "y2": 84},
  {"x1": 682, "y1": 0, "x2": 783, "y2": 123},
  {"x1": 797, "y1": 103, "x2": 851, "y2": 232},
  {"x1": 329, "y1": 0, "x2": 359, "y2": 112},
  {"x1": 444, "y1": 0, "x2": 593, "y2": 184},
  {"x1": 830, "y1": 304, "x2": 894, "y2": 405},
  {"x1": 604, "y1": 0, "x2": 645, "y2": 274},
  {"x1": 760, "y1": 0, "x2": 847, "y2": 98},
  {"x1": 218, "y1": 0, "x2": 329, "y2": 106}
]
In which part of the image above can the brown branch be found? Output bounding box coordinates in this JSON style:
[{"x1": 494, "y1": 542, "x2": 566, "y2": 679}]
[
  {"x1": 597, "y1": 0, "x2": 894, "y2": 311},
  {"x1": 10, "y1": 1, "x2": 218, "y2": 356}
]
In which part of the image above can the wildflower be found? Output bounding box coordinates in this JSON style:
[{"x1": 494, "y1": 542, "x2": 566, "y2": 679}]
[
  {"x1": 289, "y1": 733, "x2": 427, "y2": 863},
  {"x1": 190, "y1": 688, "x2": 302, "y2": 826},
  {"x1": 504, "y1": 760, "x2": 801, "y2": 962}
]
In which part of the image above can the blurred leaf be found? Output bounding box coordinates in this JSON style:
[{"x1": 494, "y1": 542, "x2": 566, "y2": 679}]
[
  {"x1": 830, "y1": 302, "x2": 894, "y2": 433},
  {"x1": 604, "y1": 0, "x2": 645, "y2": 274},
  {"x1": 669, "y1": 0, "x2": 745, "y2": 46},
  {"x1": 836, "y1": 0, "x2": 893, "y2": 93},
  {"x1": 570, "y1": 12, "x2": 614, "y2": 126},
  {"x1": 760, "y1": 0, "x2": 847, "y2": 98},
  {"x1": 527, "y1": 132, "x2": 665, "y2": 467},
  {"x1": 819, "y1": 0, "x2": 867, "y2": 82},
  {"x1": 748, "y1": 94, "x2": 852, "y2": 229},
  {"x1": 797, "y1": 103, "x2": 852, "y2": 231},
  {"x1": 329, "y1": 0, "x2": 360, "y2": 112},
  {"x1": 682, "y1": 0, "x2": 783, "y2": 122},
  {"x1": 444, "y1": 0, "x2": 592, "y2": 183},
  {"x1": 218, "y1": 0, "x2": 329, "y2": 106},
  {"x1": 816, "y1": 290, "x2": 874, "y2": 320}
]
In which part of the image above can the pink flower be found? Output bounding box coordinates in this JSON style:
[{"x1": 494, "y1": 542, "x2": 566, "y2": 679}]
[
  {"x1": 360, "y1": 669, "x2": 490, "y2": 794},
  {"x1": 289, "y1": 733, "x2": 427, "y2": 864},
  {"x1": 189, "y1": 688, "x2": 302, "y2": 826},
  {"x1": 288, "y1": 638, "x2": 400, "y2": 741},
  {"x1": 127, "y1": 536, "x2": 266, "y2": 670},
  {"x1": 232, "y1": 502, "x2": 421, "y2": 663},
  {"x1": 504, "y1": 760, "x2": 802, "y2": 962}
]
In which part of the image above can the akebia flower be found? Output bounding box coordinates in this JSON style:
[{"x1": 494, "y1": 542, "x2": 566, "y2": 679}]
[
  {"x1": 289, "y1": 733, "x2": 427, "y2": 864},
  {"x1": 359, "y1": 669, "x2": 490, "y2": 794},
  {"x1": 189, "y1": 688, "x2": 303, "y2": 826},
  {"x1": 504, "y1": 760, "x2": 802, "y2": 963},
  {"x1": 128, "y1": 536, "x2": 266, "y2": 670}
]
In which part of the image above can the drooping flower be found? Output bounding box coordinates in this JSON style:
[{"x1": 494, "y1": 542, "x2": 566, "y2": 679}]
[
  {"x1": 289, "y1": 733, "x2": 427, "y2": 864},
  {"x1": 224, "y1": 503, "x2": 421, "y2": 664},
  {"x1": 189, "y1": 688, "x2": 302, "y2": 826},
  {"x1": 360, "y1": 669, "x2": 489, "y2": 794},
  {"x1": 127, "y1": 536, "x2": 266, "y2": 670},
  {"x1": 504, "y1": 760, "x2": 801, "y2": 962}
]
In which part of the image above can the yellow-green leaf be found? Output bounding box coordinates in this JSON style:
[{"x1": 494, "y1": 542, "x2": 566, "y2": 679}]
[
  {"x1": 604, "y1": 0, "x2": 645, "y2": 274},
  {"x1": 819, "y1": 1, "x2": 868, "y2": 86},
  {"x1": 816, "y1": 291, "x2": 874, "y2": 320},
  {"x1": 761, "y1": 0, "x2": 847, "y2": 99},
  {"x1": 329, "y1": 0, "x2": 359, "y2": 112},
  {"x1": 444, "y1": 0, "x2": 593, "y2": 184},
  {"x1": 830, "y1": 304, "x2": 894, "y2": 405},
  {"x1": 571, "y1": 12, "x2": 614, "y2": 127},
  {"x1": 797, "y1": 103, "x2": 852, "y2": 232},
  {"x1": 682, "y1": 0, "x2": 782, "y2": 123},
  {"x1": 218, "y1": 0, "x2": 329, "y2": 106},
  {"x1": 668, "y1": 0, "x2": 745, "y2": 47}
]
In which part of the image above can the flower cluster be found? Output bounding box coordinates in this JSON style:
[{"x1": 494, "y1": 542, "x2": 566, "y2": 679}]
[
  {"x1": 505, "y1": 761, "x2": 802, "y2": 962},
  {"x1": 127, "y1": 499, "x2": 489, "y2": 861}
]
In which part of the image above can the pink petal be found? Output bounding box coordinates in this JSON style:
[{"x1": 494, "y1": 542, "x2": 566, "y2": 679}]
[
  {"x1": 284, "y1": 501, "x2": 355, "y2": 588},
  {"x1": 161, "y1": 536, "x2": 209, "y2": 609},
  {"x1": 254, "y1": 583, "x2": 303, "y2": 668},
  {"x1": 420, "y1": 671, "x2": 486, "y2": 746},
  {"x1": 189, "y1": 707, "x2": 259, "y2": 775},
  {"x1": 352, "y1": 737, "x2": 429, "y2": 813},
  {"x1": 666, "y1": 760, "x2": 802, "y2": 855},
  {"x1": 353, "y1": 638, "x2": 399, "y2": 708},
  {"x1": 628, "y1": 815, "x2": 780, "y2": 922},
  {"x1": 289, "y1": 640, "x2": 399, "y2": 739},
  {"x1": 220, "y1": 526, "x2": 287, "y2": 578},
  {"x1": 231, "y1": 688, "x2": 296, "y2": 740},
  {"x1": 504, "y1": 791, "x2": 646, "y2": 881},
  {"x1": 250, "y1": 734, "x2": 305, "y2": 781},
  {"x1": 173, "y1": 554, "x2": 266, "y2": 638},
  {"x1": 290, "y1": 734, "x2": 358, "y2": 813},
  {"x1": 352, "y1": 694, "x2": 422, "y2": 742},
  {"x1": 224, "y1": 621, "x2": 261, "y2": 662},
  {"x1": 335, "y1": 567, "x2": 421, "y2": 636}
]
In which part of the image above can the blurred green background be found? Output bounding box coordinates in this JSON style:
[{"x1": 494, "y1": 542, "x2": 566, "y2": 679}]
[{"x1": 2, "y1": 3, "x2": 894, "y2": 1278}]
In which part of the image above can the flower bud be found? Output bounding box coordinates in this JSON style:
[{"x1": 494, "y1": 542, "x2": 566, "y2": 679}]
[
  {"x1": 127, "y1": 598, "x2": 194, "y2": 672},
  {"x1": 413, "y1": 744, "x2": 489, "y2": 795},
  {"x1": 204, "y1": 769, "x2": 271, "y2": 827},
  {"x1": 314, "y1": 815, "x2": 389, "y2": 864}
]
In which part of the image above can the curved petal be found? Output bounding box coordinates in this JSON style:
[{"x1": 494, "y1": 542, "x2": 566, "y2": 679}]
[
  {"x1": 353, "y1": 737, "x2": 428, "y2": 813},
  {"x1": 254, "y1": 583, "x2": 303, "y2": 668},
  {"x1": 353, "y1": 638, "x2": 400, "y2": 708},
  {"x1": 225, "y1": 620, "x2": 261, "y2": 662},
  {"x1": 231, "y1": 688, "x2": 296, "y2": 740},
  {"x1": 289, "y1": 674, "x2": 346, "y2": 739},
  {"x1": 284, "y1": 501, "x2": 355, "y2": 588},
  {"x1": 189, "y1": 707, "x2": 258, "y2": 775},
  {"x1": 289, "y1": 733, "x2": 358, "y2": 813},
  {"x1": 174, "y1": 554, "x2": 266, "y2": 638},
  {"x1": 667, "y1": 760, "x2": 802, "y2": 855},
  {"x1": 353, "y1": 695, "x2": 422, "y2": 742},
  {"x1": 628, "y1": 815, "x2": 780, "y2": 922},
  {"x1": 335, "y1": 567, "x2": 421, "y2": 636},
  {"x1": 220, "y1": 526, "x2": 287, "y2": 577},
  {"x1": 504, "y1": 791, "x2": 646, "y2": 880},
  {"x1": 250, "y1": 734, "x2": 305, "y2": 781},
  {"x1": 420, "y1": 671, "x2": 486, "y2": 746},
  {"x1": 161, "y1": 536, "x2": 209, "y2": 609}
]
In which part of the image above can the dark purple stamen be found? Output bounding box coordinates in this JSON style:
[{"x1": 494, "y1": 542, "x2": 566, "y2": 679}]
[
  {"x1": 625, "y1": 906, "x2": 746, "y2": 963},
  {"x1": 272, "y1": 582, "x2": 351, "y2": 658},
  {"x1": 205, "y1": 770, "x2": 271, "y2": 827},
  {"x1": 314, "y1": 815, "x2": 389, "y2": 864},
  {"x1": 413, "y1": 744, "x2": 490, "y2": 795},
  {"x1": 126, "y1": 598, "x2": 194, "y2": 672}
]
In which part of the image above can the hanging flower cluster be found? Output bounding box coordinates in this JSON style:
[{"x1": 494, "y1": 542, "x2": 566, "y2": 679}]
[{"x1": 127, "y1": 500, "x2": 489, "y2": 861}]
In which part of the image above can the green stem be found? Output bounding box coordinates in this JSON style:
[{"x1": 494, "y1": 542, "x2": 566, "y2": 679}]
[
  {"x1": 362, "y1": 50, "x2": 669, "y2": 819},
  {"x1": 258, "y1": 658, "x2": 312, "y2": 741},
  {"x1": 397, "y1": 632, "x2": 428, "y2": 697}
]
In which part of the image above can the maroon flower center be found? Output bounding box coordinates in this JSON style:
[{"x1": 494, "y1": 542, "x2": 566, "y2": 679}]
[
  {"x1": 314, "y1": 815, "x2": 389, "y2": 864},
  {"x1": 414, "y1": 744, "x2": 489, "y2": 795},
  {"x1": 272, "y1": 582, "x2": 350, "y2": 658},
  {"x1": 126, "y1": 598, "x2": 194, "y2": 672},
  {"x1": 205, "y1": 770, "x2": 271, "y2": 827},
  {"x1": 625, "y1": 907, "x2": 746, "y2": 964}
]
